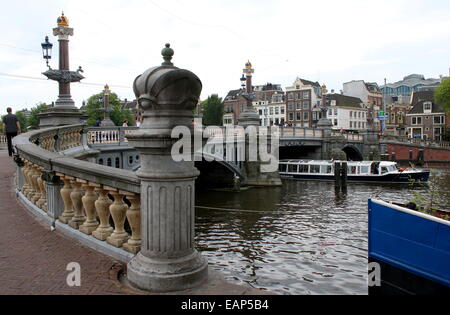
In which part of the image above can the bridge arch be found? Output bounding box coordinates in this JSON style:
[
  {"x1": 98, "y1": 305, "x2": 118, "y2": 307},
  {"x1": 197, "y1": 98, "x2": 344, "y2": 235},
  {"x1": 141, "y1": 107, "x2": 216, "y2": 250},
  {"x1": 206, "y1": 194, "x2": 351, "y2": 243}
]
[{"x1": 342, "y1": 144, "x2": 363, "y2": 161}]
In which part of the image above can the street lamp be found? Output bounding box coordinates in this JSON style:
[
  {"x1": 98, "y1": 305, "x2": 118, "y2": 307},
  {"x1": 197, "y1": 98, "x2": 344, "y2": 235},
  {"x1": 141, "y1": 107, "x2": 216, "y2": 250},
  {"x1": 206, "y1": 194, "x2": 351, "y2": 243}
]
[{"x1": 41, "y1": 36, "x2": 53, "y2": 69}]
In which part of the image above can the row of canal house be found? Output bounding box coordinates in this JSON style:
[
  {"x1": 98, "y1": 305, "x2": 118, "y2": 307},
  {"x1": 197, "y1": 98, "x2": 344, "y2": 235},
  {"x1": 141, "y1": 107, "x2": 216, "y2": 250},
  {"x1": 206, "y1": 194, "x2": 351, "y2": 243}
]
[
  {"x1": 223, "y1": 76, "x2": 380, "y2": 133},
  {"x1": 222, "y1": 66, "x2": 448, "y2": 140}
]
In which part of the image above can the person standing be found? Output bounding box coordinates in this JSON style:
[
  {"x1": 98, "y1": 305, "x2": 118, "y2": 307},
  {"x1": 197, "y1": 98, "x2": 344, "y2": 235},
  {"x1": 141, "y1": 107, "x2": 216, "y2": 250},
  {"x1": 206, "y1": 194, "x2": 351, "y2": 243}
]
[{"x1": 2, "y1": 107, "x2": 21, "y2": 156}]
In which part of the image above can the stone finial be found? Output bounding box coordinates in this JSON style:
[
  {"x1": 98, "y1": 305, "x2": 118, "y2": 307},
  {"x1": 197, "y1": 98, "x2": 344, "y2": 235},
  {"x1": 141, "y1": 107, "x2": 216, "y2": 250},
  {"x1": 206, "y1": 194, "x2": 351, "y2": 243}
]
[
  {"x1": 161, "y1": 43, "x2": 174, "y2": 66},
  {"x1": 132, "y1": 63, "x2": 202, "y2": 113}
]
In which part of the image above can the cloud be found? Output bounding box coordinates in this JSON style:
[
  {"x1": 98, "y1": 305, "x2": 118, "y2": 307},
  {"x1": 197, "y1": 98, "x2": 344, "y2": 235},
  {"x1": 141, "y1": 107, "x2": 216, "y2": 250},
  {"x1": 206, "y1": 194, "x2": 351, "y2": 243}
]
[{"x1": 1, "y1": 0, "x2": 449, "y2": 114}]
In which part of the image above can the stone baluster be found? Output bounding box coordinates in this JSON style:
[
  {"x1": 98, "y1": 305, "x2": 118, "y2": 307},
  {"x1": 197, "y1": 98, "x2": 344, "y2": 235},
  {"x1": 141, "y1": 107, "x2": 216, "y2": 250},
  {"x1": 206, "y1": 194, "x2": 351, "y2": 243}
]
[
  {"x1": 123, "y1": 193, "x2": 141, "y2": 254},
  {"x1": 36, "y1": 167, "x2": 47, "y2": 211},
  {"x1": 92, "y1": 187, "x2": 113, "y2": 241},
  {"x1": 105, "y1": 187, "x2": 129, "y2": 247},
  {"x1": 21, "y1": 160, "x2": 32, "y2": 196},
  {"x1": 68, "y1": 178, "x2": 86, "y2": 229},
  {"x1": 57, "y1": 174, "x2": 74, "y2": 224},
  {"x1": 25, "y1": 161, "x2": 36, "y2": 199},
  {"x1": 79, "y1": 181, "x2": 100, "y2": 235},
  {"x1": 30, "y1": 164, "x2": 42, "y2": 204}
]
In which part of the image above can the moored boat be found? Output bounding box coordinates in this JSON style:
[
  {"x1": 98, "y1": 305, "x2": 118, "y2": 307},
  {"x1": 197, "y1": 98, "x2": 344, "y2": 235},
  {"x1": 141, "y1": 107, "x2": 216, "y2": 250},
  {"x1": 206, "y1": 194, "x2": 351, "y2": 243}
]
[
  {"x1": 278, "y1": 160, "x2": 430, "y2": 184},
  {"x1": 368, "y1": 199, "x2": 450, "y2": 295}
]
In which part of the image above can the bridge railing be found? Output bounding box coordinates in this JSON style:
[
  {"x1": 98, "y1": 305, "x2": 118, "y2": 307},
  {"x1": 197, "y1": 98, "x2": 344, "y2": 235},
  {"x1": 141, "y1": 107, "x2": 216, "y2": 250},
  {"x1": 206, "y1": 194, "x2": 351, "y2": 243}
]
[
  {"x1": 86, "y1": 126, "x2": 139, "y2": 146},
  {"x1": 279, "y1": 127, "x2": 323, "y2": 138},
  {"x1": 380, "y1": 135, "x2": 450, "y2": 148},
  {"x1": 13, "y1": 125, "x2": 142, "y2": 260},
  {"x1": 0, "y1": 133, "x2": 6, "y2": 149}
]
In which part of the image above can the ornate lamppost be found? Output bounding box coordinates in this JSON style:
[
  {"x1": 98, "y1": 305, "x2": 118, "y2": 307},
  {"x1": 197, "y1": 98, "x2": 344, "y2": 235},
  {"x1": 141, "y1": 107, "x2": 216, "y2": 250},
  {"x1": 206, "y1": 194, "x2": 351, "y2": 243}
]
[
  {"x1": 39, "y1": 12, "x2": 84, "y2": 127},
  {"x1": 238, "y1": 61, "x2": 259, "y2": 127},
  {"x1": 317, "y1": 84, "x2": 332, "y2": 129},
  {"x1": 101, "y1": 84, "x2": 115, "y2": 126}
]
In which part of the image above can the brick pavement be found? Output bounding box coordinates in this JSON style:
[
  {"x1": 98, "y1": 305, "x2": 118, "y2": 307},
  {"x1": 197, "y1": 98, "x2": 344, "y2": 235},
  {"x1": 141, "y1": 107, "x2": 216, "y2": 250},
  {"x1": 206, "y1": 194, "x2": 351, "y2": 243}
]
[{"x1": 0, "y1": 152, "x2": 132, "y2": 295}]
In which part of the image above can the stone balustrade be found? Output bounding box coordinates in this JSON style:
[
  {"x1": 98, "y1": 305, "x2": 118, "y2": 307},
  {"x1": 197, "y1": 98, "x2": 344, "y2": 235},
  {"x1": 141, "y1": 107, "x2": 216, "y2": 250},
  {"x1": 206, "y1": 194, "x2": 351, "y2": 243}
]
[
  {"x1": 0, "y1": 134, "x2": 6, "y2": 148},
  {"x1": 13, "y1": 127, "x2": 142, "y2": 260},
  {"x1": 87, "y1": 127, "x2": 138, "y2": 145}
]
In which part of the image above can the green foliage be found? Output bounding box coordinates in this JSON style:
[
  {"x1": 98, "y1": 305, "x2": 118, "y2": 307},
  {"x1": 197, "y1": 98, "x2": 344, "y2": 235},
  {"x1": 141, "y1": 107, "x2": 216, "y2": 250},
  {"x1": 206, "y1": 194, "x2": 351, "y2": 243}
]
[
  {"x1": 84, "y1": 92, "x2": 134, "y2": 126},
  {"x1": 435, "y1": 77, "x2": 450, "y2": 114},
  {"x1": 409, "y1": 170, "x2": 448, "y2": 214},
  {"x1": 14, "y1": 111, "x2": 28, "y2": 133},
  {"x1": 201, "y1": 94, "x2": 224, "y2": 126},
  {"x1": 28, "y1": 103, "x2": 49, "y2": 130}
]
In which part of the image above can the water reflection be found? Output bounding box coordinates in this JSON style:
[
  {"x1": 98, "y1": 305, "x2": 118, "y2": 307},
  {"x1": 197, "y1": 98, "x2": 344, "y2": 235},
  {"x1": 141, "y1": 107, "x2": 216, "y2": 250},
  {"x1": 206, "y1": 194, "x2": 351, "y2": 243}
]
[{"x1": 195, "y1": 170, "x2": 450, "y2": 295}]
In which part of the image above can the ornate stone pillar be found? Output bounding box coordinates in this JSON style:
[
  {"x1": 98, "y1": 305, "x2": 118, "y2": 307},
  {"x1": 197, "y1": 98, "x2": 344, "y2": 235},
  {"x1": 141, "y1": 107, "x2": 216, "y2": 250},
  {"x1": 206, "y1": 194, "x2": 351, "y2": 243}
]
[
  {"x1": 92, "y1": 187, "x2": 113, "y2": 241},
  {"x1": 105, "y1": 187, "x2": 129, "y2": 247},
  {"x1": 68, "y1": 179, "x2": 86, "y2": 229},
  {"x1": 79, "y1": 181, "x2": 100, "y2": 235},
  {"x1": 123, "y1": 193, "x2": 141, "y2": 254},
  {"x1": 36, "y1": 167, "x2": 47, "y2": 210},
  {"x1": 58, "y1": 174, "x2": 74, "y2": 224},
  {"x1": 126, "y1": 44, "x2": 208, "y2": 292},
  {"x1": 30, "y1": 165, "x2": 42, "y2": 204}
]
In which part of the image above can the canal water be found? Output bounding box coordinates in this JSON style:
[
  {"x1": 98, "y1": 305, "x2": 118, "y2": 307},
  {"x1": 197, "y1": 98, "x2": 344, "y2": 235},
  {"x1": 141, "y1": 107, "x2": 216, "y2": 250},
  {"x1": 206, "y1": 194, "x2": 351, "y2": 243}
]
[{"x1": 195, "y1": 170, "x2": 450, "y2": 295}]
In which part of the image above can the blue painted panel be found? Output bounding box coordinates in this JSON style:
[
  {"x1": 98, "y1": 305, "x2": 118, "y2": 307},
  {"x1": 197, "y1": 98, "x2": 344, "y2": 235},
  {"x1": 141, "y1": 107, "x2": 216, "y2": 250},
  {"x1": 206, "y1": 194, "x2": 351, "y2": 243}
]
[{"x1": 369, "y1": 199, "x2": 450, "y2": 287}]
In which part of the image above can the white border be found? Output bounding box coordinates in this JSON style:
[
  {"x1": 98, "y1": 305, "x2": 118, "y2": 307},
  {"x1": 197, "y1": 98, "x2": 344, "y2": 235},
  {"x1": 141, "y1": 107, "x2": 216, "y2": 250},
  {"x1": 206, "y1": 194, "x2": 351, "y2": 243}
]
[{"x1": 371, "y1": 199, "x2": 450, "y2": 227}]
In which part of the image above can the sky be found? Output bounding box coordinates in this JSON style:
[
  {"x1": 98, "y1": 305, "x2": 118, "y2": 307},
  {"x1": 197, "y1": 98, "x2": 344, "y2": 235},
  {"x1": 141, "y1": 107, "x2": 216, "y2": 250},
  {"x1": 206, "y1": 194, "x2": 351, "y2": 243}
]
[{"x1": 1, "y1": 0, "x2": 450, "y2": 114}]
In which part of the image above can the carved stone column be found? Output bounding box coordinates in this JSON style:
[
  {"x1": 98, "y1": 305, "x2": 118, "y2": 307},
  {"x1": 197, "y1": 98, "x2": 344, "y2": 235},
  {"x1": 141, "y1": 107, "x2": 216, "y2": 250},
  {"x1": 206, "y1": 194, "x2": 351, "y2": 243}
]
[
  {"x1": 92, "y1": 187, "x2": 113, "y2": 241},
  {"x1": 126, "y1": 44, "x2": 208, "y2": 292},
  {"x1": 36, "y1": 167, "x2": 47, "y2": 211},
  {"x1": 21, "y1": 160, "x2": 32, "y2": 196},
  {"x1": 68, "y1": 179, "x2": 86, "y2": 229},
  {"x1": 79, "y1": 181, "x2": 99, "y2": 235},
  {"x1": 105, "y1": 187, "x2": 129, "y2": 247},
  {"x1": 58, "y1": 174, "x2": 74, "y2": 224},
  {"x1": 123, "y1": 193, "x2": 141, "y2": 254},
  {"x1": 30, "y1": 165, "x2": 42, "y2": 204}
]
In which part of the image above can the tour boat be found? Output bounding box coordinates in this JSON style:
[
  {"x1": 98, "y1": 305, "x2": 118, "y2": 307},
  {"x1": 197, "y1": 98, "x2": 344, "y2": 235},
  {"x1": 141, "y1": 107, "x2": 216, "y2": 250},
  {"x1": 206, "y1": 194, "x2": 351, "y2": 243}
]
[
  {"x1": 278, "y1": 160, "x2": 430, "y2": 183},
  {"x1": 368, "y1": 199, "x2": 450, "y2": 295}
]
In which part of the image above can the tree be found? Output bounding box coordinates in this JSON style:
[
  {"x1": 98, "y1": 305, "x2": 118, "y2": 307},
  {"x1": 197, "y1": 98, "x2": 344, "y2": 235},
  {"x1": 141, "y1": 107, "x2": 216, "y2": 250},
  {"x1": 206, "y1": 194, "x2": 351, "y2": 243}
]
[
  {"x1": 28, "y1": 103, "x2": 49, "y2": 130},
  {"x1": 84, "y1": 92, "x2": 134, "y2": 126},
  {"x1": 201, "y1": 94, "x2": 224, "y2": 126},
  {"x1": 14, "y1": 111, "x2": 28, "y2": 133},
  {"x1": 435, "y1": 77, "x2": 450, "y2": 114}
]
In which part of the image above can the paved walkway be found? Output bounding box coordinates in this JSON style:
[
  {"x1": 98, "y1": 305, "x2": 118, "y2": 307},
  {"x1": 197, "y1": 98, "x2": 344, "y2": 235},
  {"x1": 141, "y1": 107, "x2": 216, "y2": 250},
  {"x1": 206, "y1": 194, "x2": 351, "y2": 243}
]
[{"x1": 0, "y1": 152, "x2": 270, "y2": 295}]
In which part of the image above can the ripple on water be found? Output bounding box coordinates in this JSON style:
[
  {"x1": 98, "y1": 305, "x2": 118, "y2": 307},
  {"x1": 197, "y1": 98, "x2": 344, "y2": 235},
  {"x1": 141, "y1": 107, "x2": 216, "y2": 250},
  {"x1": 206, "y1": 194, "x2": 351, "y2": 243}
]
[{"x1": 195, "y1": 171, "x2": 450, "y2": 295}]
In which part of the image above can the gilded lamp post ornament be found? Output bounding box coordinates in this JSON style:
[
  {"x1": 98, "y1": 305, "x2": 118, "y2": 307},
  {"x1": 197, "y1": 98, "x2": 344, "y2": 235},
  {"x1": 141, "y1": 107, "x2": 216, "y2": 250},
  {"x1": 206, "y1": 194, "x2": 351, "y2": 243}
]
[
  {"x1": 126, "y1": 44, "x2": 208, "y2": 292},
  {"x1": 39, "y1": 12, "x2": 84, "y2": 127}
]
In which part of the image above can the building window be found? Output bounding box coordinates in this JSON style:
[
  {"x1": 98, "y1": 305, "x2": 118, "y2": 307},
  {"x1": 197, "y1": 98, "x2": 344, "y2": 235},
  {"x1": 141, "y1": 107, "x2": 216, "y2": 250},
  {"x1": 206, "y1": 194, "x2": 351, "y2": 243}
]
[
  {"x1": 288, "y1": 93, "x2": 294, "y2": 100},
  {"x1": 334, "y1": 109, "x2": 338, "y2": 115},
  {"x1": 303, "y1": 92, "x2": 309, "y2": 99},
  {"x1": 289, "y1": 113, "x2": 294, "y2": 121},
  {"x1": 296, "y1": 112, "x2": 302, "y2": 121},
  {"x1": 275, "y1": 107, "x2": 279, "y2": 115},
  {"x1": 349, "y1": 111, "x2": 353, "y2": 118},
  {"x1": 412, "y1": 117, "x2": 422, "y2": 125},
  {"x1": 296, "y1": 102, "x2": 302, "y2": 110},
  {"x1": 269, "y1": 107, "x2": 274, "y2": 115},
  {"x1": 434, "y1": 116, "x2": 444, "y2": 125},
  {"x1": 303, "y1": 101, "x2": 309, "y2": 109},
  {"x1": 303, "y1": 112, "x2": 309, "y2": 121},
  {"x1": 334, "y1": 119, "x2": 338, "y2": 126},
  {"x1": 423, "y1": 102, "x2": 432, "y2": 112},
  {"x1": 281, "y1": 107, "x2": 285, "y2": 114},
  {"x1": 288, "y1": 103, "x2": 294, "y2": 110}
]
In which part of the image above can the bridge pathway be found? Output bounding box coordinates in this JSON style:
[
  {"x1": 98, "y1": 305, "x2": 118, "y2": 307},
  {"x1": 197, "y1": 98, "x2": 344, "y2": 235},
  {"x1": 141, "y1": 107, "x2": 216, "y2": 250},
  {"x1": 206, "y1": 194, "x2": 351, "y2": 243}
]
[{"x1": 0, "y1": 152, "x2": 269, "y2": 295}]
